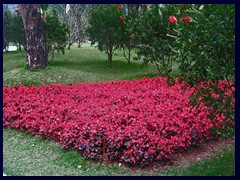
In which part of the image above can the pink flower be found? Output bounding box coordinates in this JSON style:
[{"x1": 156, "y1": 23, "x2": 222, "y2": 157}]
[
  {"x1": 44, "y1": 16, "x2": 47, "y2": 20},
  {"x1": 169, "y1": 15, "x2": 177, "y2": 24},
  {"x1": 130, "y1": 34, "x2": 134, "y2": 39},
  {"x1": 180, "y1": 4, "x2": 185, "y2": 8}
]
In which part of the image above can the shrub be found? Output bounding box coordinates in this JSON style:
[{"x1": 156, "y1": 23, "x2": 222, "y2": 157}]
[{"x1": 170, "y1": 4, "x2": 235, "y2": 138}]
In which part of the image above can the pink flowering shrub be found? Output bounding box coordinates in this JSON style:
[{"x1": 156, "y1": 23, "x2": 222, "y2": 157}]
[{"x1": 3, "y1": 77, "x2": 234, "y2": 167}]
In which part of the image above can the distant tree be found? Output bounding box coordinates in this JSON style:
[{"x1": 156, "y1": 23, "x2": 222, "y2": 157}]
[
  {"x1": 3, "y1": 5, "x2": 12, "y2": 51},
  {"x1": 11, "y1": 12, "x2": 26, "y2": 50},
  {"x1": 76, "y1": 5, "x2": 92, "y2": 48},
  {"x1": 49, "y1": 4, "x2": 92, "y2": 50},
  {"x1": 87, "y1": 5, "x2": 126, "y2": 68},
  {"x1": 66, "y1": 4, "x2": 92, "y2": 49}
]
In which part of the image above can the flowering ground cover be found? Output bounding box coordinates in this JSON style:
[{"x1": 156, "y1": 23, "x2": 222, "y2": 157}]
[{"x1": 3, "y1": 77, "x2": 234, "y2": 167}]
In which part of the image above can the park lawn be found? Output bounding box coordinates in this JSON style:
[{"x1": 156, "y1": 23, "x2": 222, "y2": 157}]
[
  {"x1": 3, "y1": 43, "x2": 162, "y2": 86},
  {"x1": 3, "y1": 44, "x2": 235, "y2": 176}
]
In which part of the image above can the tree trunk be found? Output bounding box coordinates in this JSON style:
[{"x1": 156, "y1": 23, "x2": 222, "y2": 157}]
[
  {"x1": 18, "y1": 43, "x2": 22, "y2": 50},
  {"x1": 18, "y1": 4, "x2": 48, "y2": 68},
  {"x1": 78, "y1": 37, "x2": 84, "y2": 48},
  {"x1": 123, "y1": 47, "x2": 131, "y2": 64},
  {"x1": 108, "y1": 53, "x2": 112, "y2": 68},
  {"x1": 108, "y1": 36, "x2": 113, "y2": 68},
  {"x1": 68, "y1": 43, "x2": 71, "y2": 50},
  {"x1": 128, "y1": 48, "x2": 131, "y2": 64}
]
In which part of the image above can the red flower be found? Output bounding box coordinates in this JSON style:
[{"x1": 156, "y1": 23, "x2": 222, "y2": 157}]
[
  {"x1": 44, "y1": 16, "x2": 47, "y2": 20},
  {"x1": 180, "y1": 16, "x2": 191, "y2": 24},
  {"x1": 184, "y1": 16, "x2": 191, "y2": 23},
  {"x1": 120, "y1": 16, "x2": 125, "y2": 23},
  {"x1": 145, "y1": 4, "x2": 148, "y2": 9},
  {"x1": 169, "y1": 15, "x2": 177, "y2": 24},
  {"x1": 180, "y1": 4, "x2": 185, "y2": 8},
  {"x1": 130, "y1": 34, "x2": 134, "y2": 39},
  {"x1": 138, "y1": 4, "x2": 142, "y2": 6}
]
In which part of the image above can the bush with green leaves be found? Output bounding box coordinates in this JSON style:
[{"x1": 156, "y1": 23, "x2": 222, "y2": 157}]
[
  {"x1": 43, "y1": 10, "x2": 69, "y2": 62},
  {"x1": 125, "y1": 4, "x2": 235, "y2": 138},
  {"x1": 170, "y1": 4, "x2": 235, "y2": 81},
  {"x1": 128, "y1": 4, "x2": 179, "y2": 75},
  {"x1": 169, "y1": 4, "x2": 235, "y2": 138}
]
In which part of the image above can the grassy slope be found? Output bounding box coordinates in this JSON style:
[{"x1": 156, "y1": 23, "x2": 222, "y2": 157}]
[{"x1": 3, "y1": 44, "x2": 235, "y2": 176}]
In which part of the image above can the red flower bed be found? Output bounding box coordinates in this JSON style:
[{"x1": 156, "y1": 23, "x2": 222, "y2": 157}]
[{"x1": 3, "y1": 77, "x2": 234, "y2": 167}]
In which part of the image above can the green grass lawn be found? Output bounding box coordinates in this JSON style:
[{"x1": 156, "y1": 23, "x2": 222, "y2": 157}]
[
  {"x1": 3, "y1": 43, "x2": 162, "y2": 86},
  {"x1": 3, "y1": 44, "x2": 235, "y2": 176}
]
